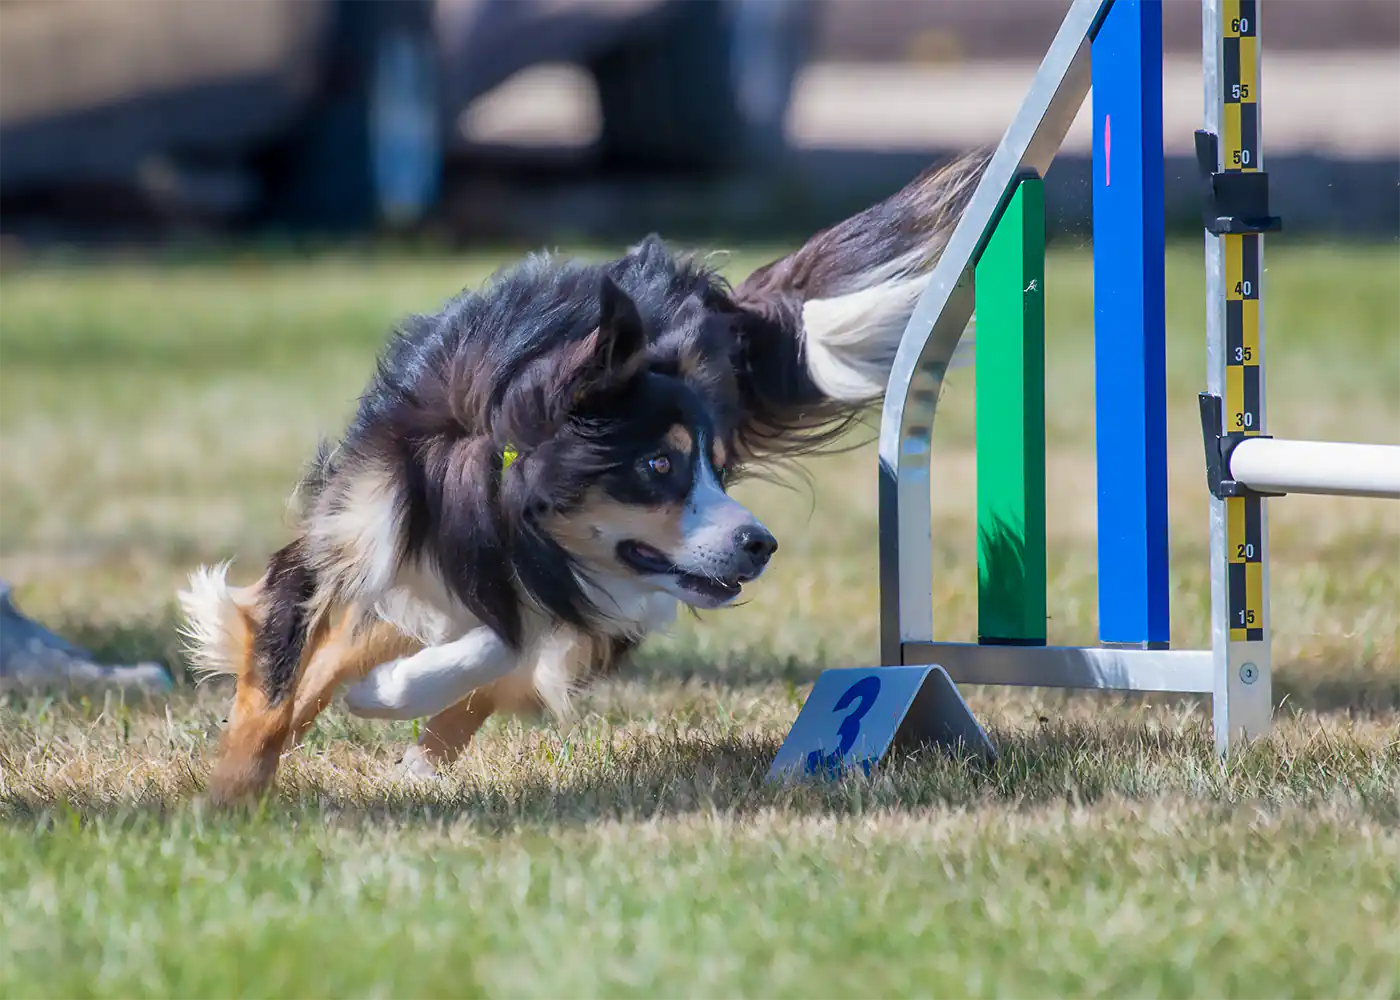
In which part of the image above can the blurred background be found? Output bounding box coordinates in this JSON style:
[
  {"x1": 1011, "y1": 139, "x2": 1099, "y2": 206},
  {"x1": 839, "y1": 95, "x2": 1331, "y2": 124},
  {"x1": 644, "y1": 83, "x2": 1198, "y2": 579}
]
[{"x1": 1, "y1": 0, "x2": 1397, "y2": 250}]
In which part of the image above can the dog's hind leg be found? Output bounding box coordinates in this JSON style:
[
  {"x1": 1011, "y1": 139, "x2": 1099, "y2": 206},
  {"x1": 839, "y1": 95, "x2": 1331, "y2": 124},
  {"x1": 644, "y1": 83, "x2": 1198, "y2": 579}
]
[{"x1": 208, "y1": 540, "x2": 325, "y2": 805}]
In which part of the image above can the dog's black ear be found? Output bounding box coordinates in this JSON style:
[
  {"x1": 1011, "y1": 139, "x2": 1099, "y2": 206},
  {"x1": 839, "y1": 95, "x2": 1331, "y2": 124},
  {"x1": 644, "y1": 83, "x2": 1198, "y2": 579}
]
[
  {"x1": 597, "y1": 274, "x2": 647, "y2": 374},
  {"x1": 553, "y1": 275, "x2": 649, "y2": 406}
]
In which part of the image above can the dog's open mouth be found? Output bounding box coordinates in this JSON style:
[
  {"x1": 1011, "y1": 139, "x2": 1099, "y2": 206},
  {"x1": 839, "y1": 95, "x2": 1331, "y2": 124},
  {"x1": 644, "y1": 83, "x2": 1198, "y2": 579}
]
[{"x1": 616, "y1": 540, "x2": 743, "y2": 603}]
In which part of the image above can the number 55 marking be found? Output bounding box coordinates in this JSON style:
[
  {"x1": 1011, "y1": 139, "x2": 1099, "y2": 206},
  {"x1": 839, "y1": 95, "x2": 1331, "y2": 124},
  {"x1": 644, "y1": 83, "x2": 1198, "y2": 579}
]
[{"x1": 805, "y1": 675, "x2": 882, "y2": 775}]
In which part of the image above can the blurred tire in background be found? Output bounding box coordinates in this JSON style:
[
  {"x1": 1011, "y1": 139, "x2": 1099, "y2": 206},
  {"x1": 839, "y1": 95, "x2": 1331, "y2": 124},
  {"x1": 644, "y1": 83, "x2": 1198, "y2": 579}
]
[
  {"x1": 257, "y1": 0, "x2": 443, "y2": 232},
  {"x1": 592, "y1": 0, "x2": 815, "y2": 173}
]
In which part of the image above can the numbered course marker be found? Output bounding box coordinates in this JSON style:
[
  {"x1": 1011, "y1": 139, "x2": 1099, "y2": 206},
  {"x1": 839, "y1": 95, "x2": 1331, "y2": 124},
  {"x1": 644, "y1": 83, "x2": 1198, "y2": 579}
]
[{"x1": 767, "y1": 665, "x2": 995, "y2": 781}]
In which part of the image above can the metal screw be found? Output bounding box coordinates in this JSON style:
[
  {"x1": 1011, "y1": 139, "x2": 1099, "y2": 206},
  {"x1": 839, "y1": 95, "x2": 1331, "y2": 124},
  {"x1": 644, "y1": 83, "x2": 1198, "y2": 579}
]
[{"x1": 1240, "y1": 662, "x2": 1258, "y2": 685}]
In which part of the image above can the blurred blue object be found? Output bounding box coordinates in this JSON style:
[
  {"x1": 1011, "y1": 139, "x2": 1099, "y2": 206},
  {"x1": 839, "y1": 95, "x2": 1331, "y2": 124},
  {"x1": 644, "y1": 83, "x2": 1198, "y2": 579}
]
[{"x1": 0, "y1": 580, "x2": 174, "y2": 694}]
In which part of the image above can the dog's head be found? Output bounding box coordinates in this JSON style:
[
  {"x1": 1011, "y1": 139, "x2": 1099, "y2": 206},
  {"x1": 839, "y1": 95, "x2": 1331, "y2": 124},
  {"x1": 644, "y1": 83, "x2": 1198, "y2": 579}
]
[{"x1": 485, "y1": 243, "x2": 777, "y2": 625}]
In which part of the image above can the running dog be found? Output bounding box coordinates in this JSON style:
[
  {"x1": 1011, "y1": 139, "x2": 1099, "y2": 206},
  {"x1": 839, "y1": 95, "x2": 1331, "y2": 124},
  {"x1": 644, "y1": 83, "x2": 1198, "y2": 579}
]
[{"x1": 179, "y1": 151, "x2": 987, "y2": 804}]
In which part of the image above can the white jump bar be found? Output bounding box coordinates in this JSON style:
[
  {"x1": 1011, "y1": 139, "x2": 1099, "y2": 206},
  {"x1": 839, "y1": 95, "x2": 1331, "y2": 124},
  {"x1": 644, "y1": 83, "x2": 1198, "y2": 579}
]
[{"x1": 1230, "y1": 438, "x2": 1400, "y2": 499}]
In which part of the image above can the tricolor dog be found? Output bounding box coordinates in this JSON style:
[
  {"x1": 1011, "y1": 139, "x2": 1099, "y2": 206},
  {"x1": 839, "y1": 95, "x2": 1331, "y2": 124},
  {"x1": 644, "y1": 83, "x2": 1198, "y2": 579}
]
[{"x1": 179, "y1": 151, "x2": 987, "y2": 803}]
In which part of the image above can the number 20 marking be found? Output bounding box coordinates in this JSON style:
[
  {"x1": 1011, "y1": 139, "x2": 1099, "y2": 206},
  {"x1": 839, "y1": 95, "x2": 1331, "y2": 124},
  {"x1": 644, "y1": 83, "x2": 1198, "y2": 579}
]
[{"x1": 804, "y1": 676, "x2": 881, "y2": 775}]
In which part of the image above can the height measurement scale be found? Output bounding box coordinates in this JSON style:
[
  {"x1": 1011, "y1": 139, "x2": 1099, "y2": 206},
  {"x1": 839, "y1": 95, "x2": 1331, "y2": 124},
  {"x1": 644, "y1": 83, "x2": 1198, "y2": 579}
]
[
  {"x1": 1224, "y1": 232, "x2": 1263, "y2": 645},
  {"x1": 1205, "y1": 0, "x2": 1272, "y2": 747},
  {"x1": 1222, "y1": 4, "x2": 1264, "y2": 644}
]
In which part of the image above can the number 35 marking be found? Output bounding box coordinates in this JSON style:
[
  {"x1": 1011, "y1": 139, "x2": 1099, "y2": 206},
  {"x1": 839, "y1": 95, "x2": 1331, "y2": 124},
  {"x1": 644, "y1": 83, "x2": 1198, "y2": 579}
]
[{"x1": 805, "y1": 675, "x2": 881, "y2": 776}]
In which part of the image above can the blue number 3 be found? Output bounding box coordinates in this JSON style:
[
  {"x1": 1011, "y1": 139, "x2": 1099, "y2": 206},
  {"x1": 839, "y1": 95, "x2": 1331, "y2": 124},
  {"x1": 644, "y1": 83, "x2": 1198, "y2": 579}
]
[{"x1": 805, "y1": 675, "x2": 881, "y2": 776}]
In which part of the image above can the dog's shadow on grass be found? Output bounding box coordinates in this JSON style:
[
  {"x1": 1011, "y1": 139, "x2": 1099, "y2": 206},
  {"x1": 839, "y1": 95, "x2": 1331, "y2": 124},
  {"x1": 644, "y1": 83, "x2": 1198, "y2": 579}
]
[
  {"x1": 295, "y1": 703, "x2": 1395, "y2": 832},
  {"x1": 205, "y1": 716, "x2": 1309, "y2": 830}
]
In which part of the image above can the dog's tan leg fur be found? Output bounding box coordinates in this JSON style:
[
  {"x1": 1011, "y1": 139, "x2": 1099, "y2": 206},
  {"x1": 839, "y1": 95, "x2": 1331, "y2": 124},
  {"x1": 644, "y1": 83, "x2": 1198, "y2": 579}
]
[
  {"x1": 408, "y1": 690, "x2": 499, "y2": 771},
  {"x1": 404, "y1": 674, "x2": 541, "y2": 775},
  {"x1": 289, "y1": 613, "x2": 425, "y2": 745},
  {"x1": 209, "y1": 611, "x2": 330, "y2": 806}
]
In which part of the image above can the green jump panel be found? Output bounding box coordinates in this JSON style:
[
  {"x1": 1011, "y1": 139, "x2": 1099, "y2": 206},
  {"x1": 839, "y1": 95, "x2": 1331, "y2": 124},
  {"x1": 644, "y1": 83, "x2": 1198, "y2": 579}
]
[{"x1": 975, "y1": 176, "x2": 1047, "y2": 645}]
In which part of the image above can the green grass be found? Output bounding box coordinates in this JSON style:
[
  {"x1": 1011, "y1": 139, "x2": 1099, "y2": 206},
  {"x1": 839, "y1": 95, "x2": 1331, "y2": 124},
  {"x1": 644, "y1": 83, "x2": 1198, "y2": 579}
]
[{"x1": 1, "y1": 240, "x2": 1398, "y2": 999}]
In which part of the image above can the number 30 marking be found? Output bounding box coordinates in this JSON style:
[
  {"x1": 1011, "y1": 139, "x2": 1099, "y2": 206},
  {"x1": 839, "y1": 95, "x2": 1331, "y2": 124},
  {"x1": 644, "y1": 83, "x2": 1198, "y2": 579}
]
[{"x1": 805, "y1": 676, "x2": 881, "y2": 775}]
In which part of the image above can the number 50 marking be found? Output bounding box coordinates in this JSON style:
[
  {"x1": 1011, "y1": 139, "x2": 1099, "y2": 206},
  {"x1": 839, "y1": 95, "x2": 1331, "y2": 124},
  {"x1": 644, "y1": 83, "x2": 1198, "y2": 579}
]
[{"x1": 805, "y1": 675, "x2": 881, "y2": 776}]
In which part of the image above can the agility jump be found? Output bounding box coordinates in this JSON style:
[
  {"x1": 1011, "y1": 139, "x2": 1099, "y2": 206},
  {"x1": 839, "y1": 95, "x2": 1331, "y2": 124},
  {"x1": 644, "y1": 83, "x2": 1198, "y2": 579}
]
[{"x1": 771, "y1": 0, "x2": 1400, "y2": 777}]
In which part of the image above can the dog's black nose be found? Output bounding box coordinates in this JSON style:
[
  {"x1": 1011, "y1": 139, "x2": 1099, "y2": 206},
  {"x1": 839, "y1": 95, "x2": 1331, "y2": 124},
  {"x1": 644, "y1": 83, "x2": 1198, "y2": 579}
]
[{"x1": 734, "y1": 525, "x2": 778, "y2": 565}]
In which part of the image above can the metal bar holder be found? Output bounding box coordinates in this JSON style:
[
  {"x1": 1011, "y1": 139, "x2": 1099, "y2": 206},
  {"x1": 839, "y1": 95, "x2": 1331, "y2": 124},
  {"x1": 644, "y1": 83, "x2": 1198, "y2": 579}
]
[{"x1": 769, "y1": 0, "x2": 1298, "y2": 782}]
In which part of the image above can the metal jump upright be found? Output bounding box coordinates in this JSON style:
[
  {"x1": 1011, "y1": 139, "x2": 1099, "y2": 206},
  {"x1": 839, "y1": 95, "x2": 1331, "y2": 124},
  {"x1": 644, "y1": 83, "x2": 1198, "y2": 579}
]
[
  {"x1": 877, "y1": 0, "x2": 1217, "y2": 715},
  {"x1": 769, "y1": 0, "x2": 1400, "y2": 778}
]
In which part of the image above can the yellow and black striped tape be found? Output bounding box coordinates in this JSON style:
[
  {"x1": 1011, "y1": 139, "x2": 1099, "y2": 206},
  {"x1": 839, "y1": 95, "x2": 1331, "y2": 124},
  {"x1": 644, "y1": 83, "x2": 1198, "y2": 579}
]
[
  {"x1": 1222, "y1": 0, "x2": 1264, "y2": 643},
  {"x1": 1226, "y1": 491, "x2": 1264, "y2": 642},
  {"x1": 1221, "y1": 0, "x2": 1259, "y2": 174},
  {"x1": 1223, "y1": 235, "x2": 1261, "y2": 435}
]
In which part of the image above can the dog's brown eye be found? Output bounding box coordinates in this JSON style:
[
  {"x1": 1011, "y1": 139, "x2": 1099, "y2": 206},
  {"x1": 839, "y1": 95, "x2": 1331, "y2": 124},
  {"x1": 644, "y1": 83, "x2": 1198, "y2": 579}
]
[{"x1": 648, "y1": 455, "x2": 672, "y2": 476}]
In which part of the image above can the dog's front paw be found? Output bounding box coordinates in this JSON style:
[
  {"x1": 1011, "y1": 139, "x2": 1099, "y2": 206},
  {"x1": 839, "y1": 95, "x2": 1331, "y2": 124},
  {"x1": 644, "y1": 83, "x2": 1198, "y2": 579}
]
[
  {"x1": 343, "y1": 671, "x2": 419, "y2": 720},
  {"x1": 393, "y1": 745, "x2": 441, "y2": 781}
]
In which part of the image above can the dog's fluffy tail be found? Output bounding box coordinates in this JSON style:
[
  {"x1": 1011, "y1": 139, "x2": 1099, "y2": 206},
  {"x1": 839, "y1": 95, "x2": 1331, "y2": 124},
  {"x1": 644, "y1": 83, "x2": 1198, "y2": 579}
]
[
  {"x1": 176, "y1": 562, "x2": 261, "y2": 684},
  {"x1": 731, "y1": 149, "x2": 988, "y2": 456}
]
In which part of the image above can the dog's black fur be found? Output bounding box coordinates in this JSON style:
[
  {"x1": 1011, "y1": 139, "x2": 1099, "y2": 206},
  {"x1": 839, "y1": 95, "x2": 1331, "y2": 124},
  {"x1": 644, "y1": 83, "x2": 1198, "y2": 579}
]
[{"x1": 310, "y1": 242, "x2": 748, "y2": 653}]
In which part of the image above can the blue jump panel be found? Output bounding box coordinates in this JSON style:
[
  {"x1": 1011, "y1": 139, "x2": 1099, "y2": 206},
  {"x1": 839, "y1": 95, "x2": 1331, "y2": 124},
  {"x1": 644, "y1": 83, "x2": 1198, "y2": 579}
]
[{"x1": 1092, "y1": 0, "x2": 1170, "y2": 647}]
